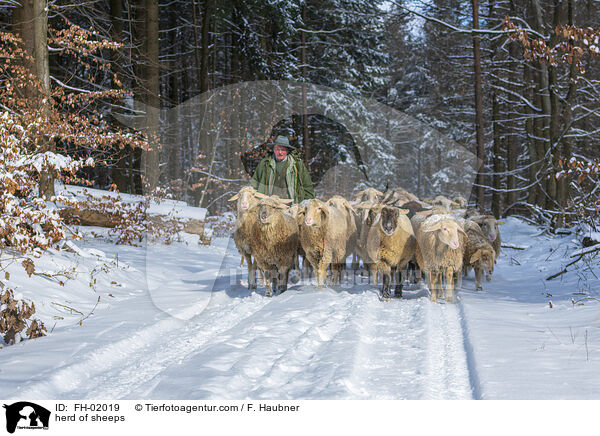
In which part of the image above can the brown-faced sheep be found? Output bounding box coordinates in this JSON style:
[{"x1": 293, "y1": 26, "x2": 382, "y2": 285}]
[
  {"x1": 414, "y1": 213, "x2": 466, "y2": 303},
  {"x1": 468, "y1": 214, "x2": 504, "y2": 269},
  {"x1": 229, "y1": 186, "x2": 266, "y2": 289},
  {"x1": 299, "y1": 198, "x2": 351, "y2": 288},
  {"x1": 462, "y1": 220, "x2": 496, "y2": 291},
  {"x1": 249, "y1": 195, "x2": 299, "y2": 297},
  {"x1": 356, "y1": 203, "x2": 415, "y2": 299}
]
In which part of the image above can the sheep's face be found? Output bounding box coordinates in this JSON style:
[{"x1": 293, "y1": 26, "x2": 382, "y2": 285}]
[
  {"x1": 470, "y1": 248, "x2": 495, "y2": 275},
  {"x1": 479, "y1": 219, "x2": 499, "y2": 242},
  {"x1": 257, "y1": 198, "x2": 287, "y2": 224},
  {"x1": 238, "y1": 188, "x2": 258, "y2": 212},
  {"x1": 380, "y1": 207, "x2": 399, "y2": 236},
  {"x1": 355, "y1": 188, "x2": 383, "y2": 204},
  {"x1": 304, "y1": 200, "x2": 327, "y2": 227},
  {"x1": 426, "y1": 220, "x2": 463, "y2": 250}
]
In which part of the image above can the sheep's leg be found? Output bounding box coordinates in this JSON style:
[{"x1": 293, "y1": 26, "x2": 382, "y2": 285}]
[
  {"x1": 380, "y1": 263, "x2": 391, "y2": 300},
  {"x1": 486, "y1": 270, "x2": 492, "y2": 282},
  {"x1": 318, "y1": 265, "x2": 328, "y2": 289},
  {"x1": 279, "y1": 266, "x2": 290, "y2": 294},
  {"x1": 415, "y1": 265, "x2": 423, "y2": 286},
  {"x1": 263, "y1": 269, "x2": 273, "y2": 298},
  {"x1": 428, "y1": 271, "x2": 438, "y2": 303},
  {"x1": 394, "y1": 267, "x2": 404, "y2": 298},
  {"x1": 248, "y1": 256, "x2": 257, "y2": 290},
  {"x1": 352, "y1": 252, "x2": 360, "y2": 272},
  {"x1": 368, "y1": 263, "x2": 378, "y2": 285},
  {"x1": 445, "y1": 267, "x2": 455, "y2": 303},
  {"x1": 475, "y1": 265, "x2": 483, "y2": 291}
]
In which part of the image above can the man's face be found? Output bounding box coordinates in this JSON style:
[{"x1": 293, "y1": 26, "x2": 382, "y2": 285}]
[{"x1": 273, "y1": 144, "x2": 289, "y2": 162}]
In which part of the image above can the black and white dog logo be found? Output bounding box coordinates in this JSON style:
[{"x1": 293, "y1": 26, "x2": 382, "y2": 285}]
[{"x1": 3, "y1": 402, "x2": 50, "y2": 433}]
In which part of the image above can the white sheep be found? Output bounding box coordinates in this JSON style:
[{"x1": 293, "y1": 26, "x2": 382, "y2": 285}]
[
  {"x1": 248, "y1": 195, "x2": 298, "y2": 297},
  {"x1": 326, "y1": 195, "x2": 358, "y2": 270},
  {"x1": 354, "y1": 187, "x2": 385, "y2": 204},
  {"x1": 299, "y1": 198, "x2": 351, "y2": 288},
  {"x1": 414, "y1": 213, "x2": 466, "y2": 303},
  {"x1": 229, "y1": 186, "x2": 267, "y2": 289}
]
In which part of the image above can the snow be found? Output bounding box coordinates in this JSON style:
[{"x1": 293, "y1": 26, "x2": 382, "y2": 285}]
[
  {"x1": 57, "y1": 184, "x2": 208, "y2": 221},
  {"x1": 1, "y1": 205, "x2": 600, "y2": 401}
]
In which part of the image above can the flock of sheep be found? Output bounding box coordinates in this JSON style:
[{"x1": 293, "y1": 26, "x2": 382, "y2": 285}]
[{"x1": 229, "y1": 186, "x2": 503, "y2": 303}]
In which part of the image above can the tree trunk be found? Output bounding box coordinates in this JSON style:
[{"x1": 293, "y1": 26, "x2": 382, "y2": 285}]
[
  {"x1": 488, "y1": 0, "x2": 501, "y2": 217},
  {"x1": 471, "y1": 0, "x2": 485, "y2": 208},
  {"x1": 558, "y1": 0, "x2": 577, "y2": 223},
  {"x1": 301, "y1": 3, "x2": 310, "y2": 166},
  {"x1": 143, "y1": 0, "x2": 160, "y2": 192},
  {"x1": 506, "y1": 37, "x2": 520, "y2": 210},
  {"x1": 200, "y1": 0, "x2": 212, "y2": 95},
  {"x1": 110, "y1": 0, "x2": 130, "y2": 193},
  {"x1": 33, "y1": 0, "x2": 54, "y2": 198},
  {"x1": 532, "y1": 0, "x2": 552, "y2": 210},
  {"x1": 13, "y1": 0, "x2": 35, "y2": 101}
]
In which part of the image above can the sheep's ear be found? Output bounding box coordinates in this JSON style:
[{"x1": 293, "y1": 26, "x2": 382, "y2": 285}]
[
  {"x1": 254, "y1": 192, "x2": 268, "y2": 199},
  {"x1": 280, "y1": 198, "x2": 294, "y2": 204},
  {"x1": 375, "y1": 190, "x2": 384, "y2": 197},
  {"x1": 355, "y1": 202, "x2": 372, "y2": 210},
  {"x1": 228, "y1": 193, "x2": 239, "y2": 202},
  {"x1": 319, "y1": 205, "x2": 329, "y2": 218},
  {"x1": 497, "y1": 221, "x2": 505, "y2": 225},
  {"x1": 470, "y1": 249, "x2": 483, "y2": 264},
  {"x1": 423, "y1": 222, "x2": 443, "y2": 232},
  {"x1": 397, "y1": 208, "x2": 409, "y2": 215},
  {"x1": 416, "y1": 210, "x2": 433, "y2": 216},
  {"x1": 457, "y1": 225, "x2": 467, "y2": 236}
]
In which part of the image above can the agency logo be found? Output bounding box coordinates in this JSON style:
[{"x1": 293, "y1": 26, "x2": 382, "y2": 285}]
[{"x1": 3, "y1": 402, "x2": 50, "y2": 434}]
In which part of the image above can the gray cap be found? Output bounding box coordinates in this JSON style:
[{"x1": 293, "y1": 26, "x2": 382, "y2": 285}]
[{"x1": 269, "y1": 135, "x2": 295, "y2": 149}]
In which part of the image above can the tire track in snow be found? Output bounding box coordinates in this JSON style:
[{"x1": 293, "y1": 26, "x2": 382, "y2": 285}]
[
  {"x1": 13, "y1": 289, "x2": 274, "y2": 399},
  {"x1": 423, "y1": 301, "x2": 473, "y2": 399},
  {"x1": 338, "y1": 291, "x2": 430, "y2": 399},
  {"x1": 146, "y1": 288, "x2": 362, "y2": 399}
]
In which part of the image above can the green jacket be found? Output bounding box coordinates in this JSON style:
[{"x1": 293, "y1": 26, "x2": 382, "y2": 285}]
[{"x1": 250, "y1": 154, "x2": 315, "y2": 203}]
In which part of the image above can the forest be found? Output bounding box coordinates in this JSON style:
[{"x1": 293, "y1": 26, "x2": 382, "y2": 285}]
[
  {"x1": 1, "y1": 0, "x2": 600, "y2": 252},
  {"x1": 3, "y1": 1, "x2": 600, "y2": 408}
]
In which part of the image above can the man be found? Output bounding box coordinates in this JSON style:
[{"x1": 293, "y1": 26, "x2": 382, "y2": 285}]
[{"x1": 250, "y1": 135, "x2": 315, "y2": 203}]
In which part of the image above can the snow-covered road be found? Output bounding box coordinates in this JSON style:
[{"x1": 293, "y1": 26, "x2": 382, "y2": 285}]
[
  {"x1": 8, "y1": 238, "x2": 476, "y2": 400},
  {"x1": 5, "y1": 217, "x2": 600, "y2": 400}
]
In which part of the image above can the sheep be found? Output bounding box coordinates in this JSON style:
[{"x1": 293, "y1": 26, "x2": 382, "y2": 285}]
[
  {"x1": 326, "y1": 195, "x2": 358, "y2": 272},
  {"x1": 453, "y1": 196, "x2": 467, "y2": 209},
  {"x1": 430, "y1": 195, "x2": 460, "y2": 212},
  {"x1": 414, "y1": 213, "x2": 466, "y2": 303},
  {"x1": 229, "y1": 186, "x2": 267, "y2": 289},
  {"x1": 468, "y1": 214, "x2": 504, "y2": 269},
  {"x1": 356, "y1": 203, "x2": 415, "y2": 299},
  {"x1": 382, "y1": 187, "x2": 420, "y2": 206},
  {"x1": 298, "y1": 198, "x2": 351, "y2": 288},
  {"x1": 400, "y1": 200, "x2": 432, "y2": 219},
  {"x1": 462, "y1": 220, "x2": 496, "y2": 291},
  {"x1": 248, "y1": 195, "x2": 299, "y2": 297},
  {"x1": 285, "y1": 202, "x2": 311, "y2": 278},
  {"x1": 354, "y1": 187, "x2": 385, "y2": 204}
]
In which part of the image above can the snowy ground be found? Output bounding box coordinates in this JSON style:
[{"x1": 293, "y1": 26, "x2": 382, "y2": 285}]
[{"x1": 1, "y1": 211, "x2": 600, "y2": 400}]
